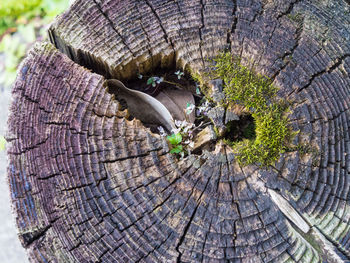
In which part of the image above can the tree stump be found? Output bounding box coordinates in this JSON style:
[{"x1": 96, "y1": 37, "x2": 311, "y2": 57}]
[{"x1": 7, "y1": 0, "x2": 350, "y2": 262}]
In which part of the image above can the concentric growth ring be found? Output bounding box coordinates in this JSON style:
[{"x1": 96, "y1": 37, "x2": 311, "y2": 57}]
[{"x1": 7, "y1": 0, "x2": 350, "y2": 262}]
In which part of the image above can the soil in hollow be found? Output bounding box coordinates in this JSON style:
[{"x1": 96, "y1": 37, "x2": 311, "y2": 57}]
[{"x1": 223, "y1": 114, "x2": 256, "y2": 142}]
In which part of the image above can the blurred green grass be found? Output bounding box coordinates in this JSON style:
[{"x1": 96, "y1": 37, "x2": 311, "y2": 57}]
[
  {"x1": 0, "y1": 0, "x2": 69, "y2": 35},
  {"x1": 0, "y1": 0, "x2": 70, "y2": 87}
]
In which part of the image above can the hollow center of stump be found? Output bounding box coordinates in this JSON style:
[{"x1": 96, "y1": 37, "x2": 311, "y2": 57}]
[{"x1": 223, "y1": 114, "x2": 256, "y2": 142}]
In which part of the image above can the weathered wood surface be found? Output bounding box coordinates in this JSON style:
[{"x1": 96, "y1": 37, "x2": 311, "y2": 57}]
[{"x1": 7, "y1": 0, "x2": 350, "y2": 262}]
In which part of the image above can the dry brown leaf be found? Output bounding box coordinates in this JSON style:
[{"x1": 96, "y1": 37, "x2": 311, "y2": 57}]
[
  {"x1": 107, "y1": 79, "x2": 175, "y2": 132},
  {"x1": 155, "y1": 88, "x2": 195, "y2": 123}
]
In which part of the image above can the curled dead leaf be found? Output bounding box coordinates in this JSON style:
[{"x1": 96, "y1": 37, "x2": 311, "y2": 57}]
[
  {"x1": 107, "y1": 79, "x2": 175, "y2": 132},
  {"x1": 155, "y1": 88, "x2": 195, "y2": 123}
]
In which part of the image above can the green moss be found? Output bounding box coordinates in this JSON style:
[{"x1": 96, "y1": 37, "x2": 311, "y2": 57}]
[
  {"x1": 212, "y1": 52, "x2": 295, "y2": 166},
  {"x1": 189, "y1": 70, "x2": 222, "y2": 109},
  {"x1": 189, "y1": 70, "x2": 203, "y2": 85},
  {"x1": 188, "y1": 68, "x2": 212, "y2": 99}
]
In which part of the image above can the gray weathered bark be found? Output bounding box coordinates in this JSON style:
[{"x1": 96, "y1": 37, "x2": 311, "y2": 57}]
[{"x1": 7, "y1": 0, "x2": 350, "y2": 262}]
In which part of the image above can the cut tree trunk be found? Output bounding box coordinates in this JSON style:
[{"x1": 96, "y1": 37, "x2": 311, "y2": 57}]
[{"x1": 7, "y1": 0, "x2": 350, "y2": 262}]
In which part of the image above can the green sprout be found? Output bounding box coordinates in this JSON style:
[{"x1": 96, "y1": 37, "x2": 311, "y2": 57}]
[
  {"x1": 196, "y1": 84, "x2": 201, "y2": 95},
  {"x1": 186, "y1": 102, "x2": 195, "y2": 115},
  {"x1": 167, "y1": 133, "x2": 183, "y2": 154},
  {"x1": 175, "y1": 70, "x2": 184, "y2": 80},
  {"x1": 147, "y1": 76, "x2": 163, "y2": 87}
]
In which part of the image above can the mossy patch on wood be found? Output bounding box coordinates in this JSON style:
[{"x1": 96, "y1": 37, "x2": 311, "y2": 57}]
[{"x1": 211, "y1": 52, "x2": 296, "y2": 166}]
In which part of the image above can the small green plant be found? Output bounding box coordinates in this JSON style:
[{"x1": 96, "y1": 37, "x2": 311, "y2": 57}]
[
  {"x1": 175, "y1": 70, "x2": 184, "y2": 80},
  {"x1": 186, "y1": 102, "x2": 195, "y2": 115},
  {"x1": 196, "y1": 84, "x2": 201, "y2": 95},
  {"x1": 160, "y1": 119, "x2": 198, "y2": 157},
  {"x1": 147, "y1": 76, "x2": 163, "y2": 87},
  {"x1": 144, "y1": 74, "x2": 186, "y2": 90},
  {"x1": 167, "y1": 133, "x2": 183, "y2": 154},
  {"x1": 212, "y1": 52, "x2": 295, "y2": 166}
]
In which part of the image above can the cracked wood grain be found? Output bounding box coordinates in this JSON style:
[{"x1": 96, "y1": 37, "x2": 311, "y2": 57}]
[{"x1": 7, "y1": 0, "x2": 350, "y2": 262}]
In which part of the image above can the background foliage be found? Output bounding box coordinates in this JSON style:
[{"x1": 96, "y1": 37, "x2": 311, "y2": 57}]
[
  {"x1": 0, "y1": 0, "x2": 71, "y2": 149},
  {"x1": 0, "y1": 0, "x2": 70, "y2": 87}
]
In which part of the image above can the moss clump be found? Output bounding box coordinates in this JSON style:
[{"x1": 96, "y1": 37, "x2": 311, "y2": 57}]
[
  {"x1": 212, "y1": 52, "x2": 294, "y2": 166},
  {"x1": 188, "y1": 68, "x2": 212, "y2": 98}
]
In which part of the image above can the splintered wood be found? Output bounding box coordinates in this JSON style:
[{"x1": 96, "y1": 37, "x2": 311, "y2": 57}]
[{"x1": 7, "y1": 0, "x2": 350, "y2": 262}]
